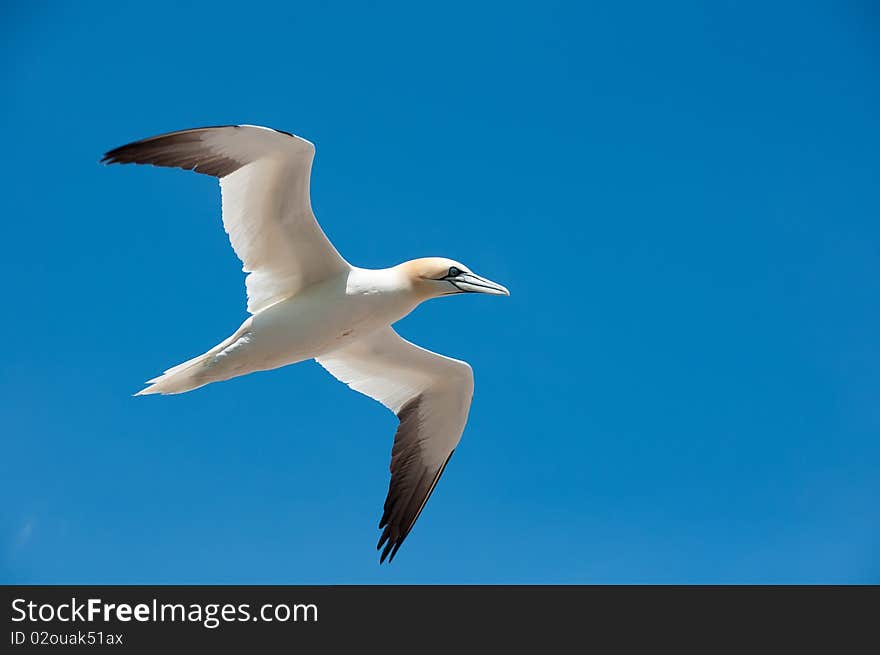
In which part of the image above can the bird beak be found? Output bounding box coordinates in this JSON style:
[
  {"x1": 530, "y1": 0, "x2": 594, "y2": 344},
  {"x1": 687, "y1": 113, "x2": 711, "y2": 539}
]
[{"x1": 451, "y1": 272, "x2": 510, "y2": 296}]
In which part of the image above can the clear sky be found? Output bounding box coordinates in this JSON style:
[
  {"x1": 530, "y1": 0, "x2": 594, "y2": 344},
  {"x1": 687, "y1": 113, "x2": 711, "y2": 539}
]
[{"x1": 2, "y1": 1, "x2": 878, "y2": 583}]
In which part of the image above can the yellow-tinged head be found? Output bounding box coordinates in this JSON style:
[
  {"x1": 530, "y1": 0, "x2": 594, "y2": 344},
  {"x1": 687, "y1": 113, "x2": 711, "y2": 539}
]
[{"x1": 398, "y1": 257, "x2": 510, "y2": 300}]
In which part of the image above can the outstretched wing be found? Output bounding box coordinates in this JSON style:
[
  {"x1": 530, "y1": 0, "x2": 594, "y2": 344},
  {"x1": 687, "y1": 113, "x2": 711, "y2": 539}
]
[
  {"x1": 316, "y1": 327, "x2": 474, "y2": 563},
  {"x1": 102, "y1": 125, "x2": 349, "y2": 313}
]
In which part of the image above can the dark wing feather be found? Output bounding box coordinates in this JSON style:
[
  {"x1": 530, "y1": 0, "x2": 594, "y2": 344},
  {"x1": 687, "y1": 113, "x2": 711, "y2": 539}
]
[
  {"x1": 377, "y1": 396, "x2": 456, "y2": 563},
  {"x1": 101, "y1": 126, "x2": 249, "y2": 177},
  {"x1": 101, "y1": 125, "x2": 296, "y2": 178}
]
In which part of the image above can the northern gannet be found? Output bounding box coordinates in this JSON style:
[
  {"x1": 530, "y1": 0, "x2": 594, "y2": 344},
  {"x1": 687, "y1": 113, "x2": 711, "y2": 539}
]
[{"x1": 102, "y1": 125, "x2": 509, "y2": 563}]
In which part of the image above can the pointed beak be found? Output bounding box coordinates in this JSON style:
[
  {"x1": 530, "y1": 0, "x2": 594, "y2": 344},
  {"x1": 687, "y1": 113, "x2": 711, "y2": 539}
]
[{"x1": 451, "y1": 272, "x2": 510, "y2": 296}]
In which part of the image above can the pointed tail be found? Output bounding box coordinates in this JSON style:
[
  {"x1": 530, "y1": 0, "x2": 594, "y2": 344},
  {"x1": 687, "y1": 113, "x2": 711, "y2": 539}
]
[{"x1": 134, "y1": 351, "x2": 215, "y2": 396}]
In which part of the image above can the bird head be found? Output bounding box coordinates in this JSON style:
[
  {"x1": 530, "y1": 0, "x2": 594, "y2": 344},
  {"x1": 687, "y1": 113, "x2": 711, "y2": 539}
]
[{"x1": 401, "y1": 257, "x2": 510, "y2": 299}]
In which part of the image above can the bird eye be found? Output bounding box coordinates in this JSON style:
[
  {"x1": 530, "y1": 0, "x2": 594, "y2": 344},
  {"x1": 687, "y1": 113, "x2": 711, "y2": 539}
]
[{"x1": 447, "y1": 267, "x2": 461, "y2": 277}]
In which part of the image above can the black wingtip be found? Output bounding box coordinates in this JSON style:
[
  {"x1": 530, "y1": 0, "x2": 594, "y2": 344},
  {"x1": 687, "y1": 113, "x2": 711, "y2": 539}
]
[
  {"x1": 99, "y1": 143, "x2": 141, "y2": 167},
  {"x1": 387, "y1": 540, "x2": 405, "y2": 563},
  {"x1": 377, "y1": 528, "x2": 408, "y2": 564},
  {"x1": 377, "y1": 532, "x2": 392, "y2": 564}
]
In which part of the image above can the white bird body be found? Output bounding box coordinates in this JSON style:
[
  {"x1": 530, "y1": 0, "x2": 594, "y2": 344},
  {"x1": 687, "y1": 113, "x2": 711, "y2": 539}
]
[
  {"x1": 103, "y1": 124, "x2": 508, "y2": 562},
  {"x1": 141, "y1": 266, "x2": 422, "y2": 394}
]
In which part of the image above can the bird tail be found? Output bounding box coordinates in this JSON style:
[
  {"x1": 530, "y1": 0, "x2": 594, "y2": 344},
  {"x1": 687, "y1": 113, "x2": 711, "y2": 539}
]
[
  {"x1": 134, "y1": 317, "x2": 254, "y2": 396},
  {"x1": 134, "y1": 350, "x2": 215, "y2": 396}
]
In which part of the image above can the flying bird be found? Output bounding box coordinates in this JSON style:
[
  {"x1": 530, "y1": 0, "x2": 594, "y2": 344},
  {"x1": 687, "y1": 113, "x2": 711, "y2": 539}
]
[{"x1": 102, "y1": 125, "x2": 509, "y2": 563}]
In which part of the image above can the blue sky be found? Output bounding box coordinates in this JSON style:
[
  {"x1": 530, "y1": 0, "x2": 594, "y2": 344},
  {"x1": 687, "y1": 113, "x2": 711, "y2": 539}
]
[{"x1": 2, "y1": 1, "x2": 878, "y2": 583}]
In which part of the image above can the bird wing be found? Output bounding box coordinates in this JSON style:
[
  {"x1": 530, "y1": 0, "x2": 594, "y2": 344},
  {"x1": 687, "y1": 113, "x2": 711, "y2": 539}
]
[
  {"x1": 316, "y1": 327, "x2": 474, "y2": 563},
  {"x1": 102, "y1": 125, "x2": 349, "y2": 313}
]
